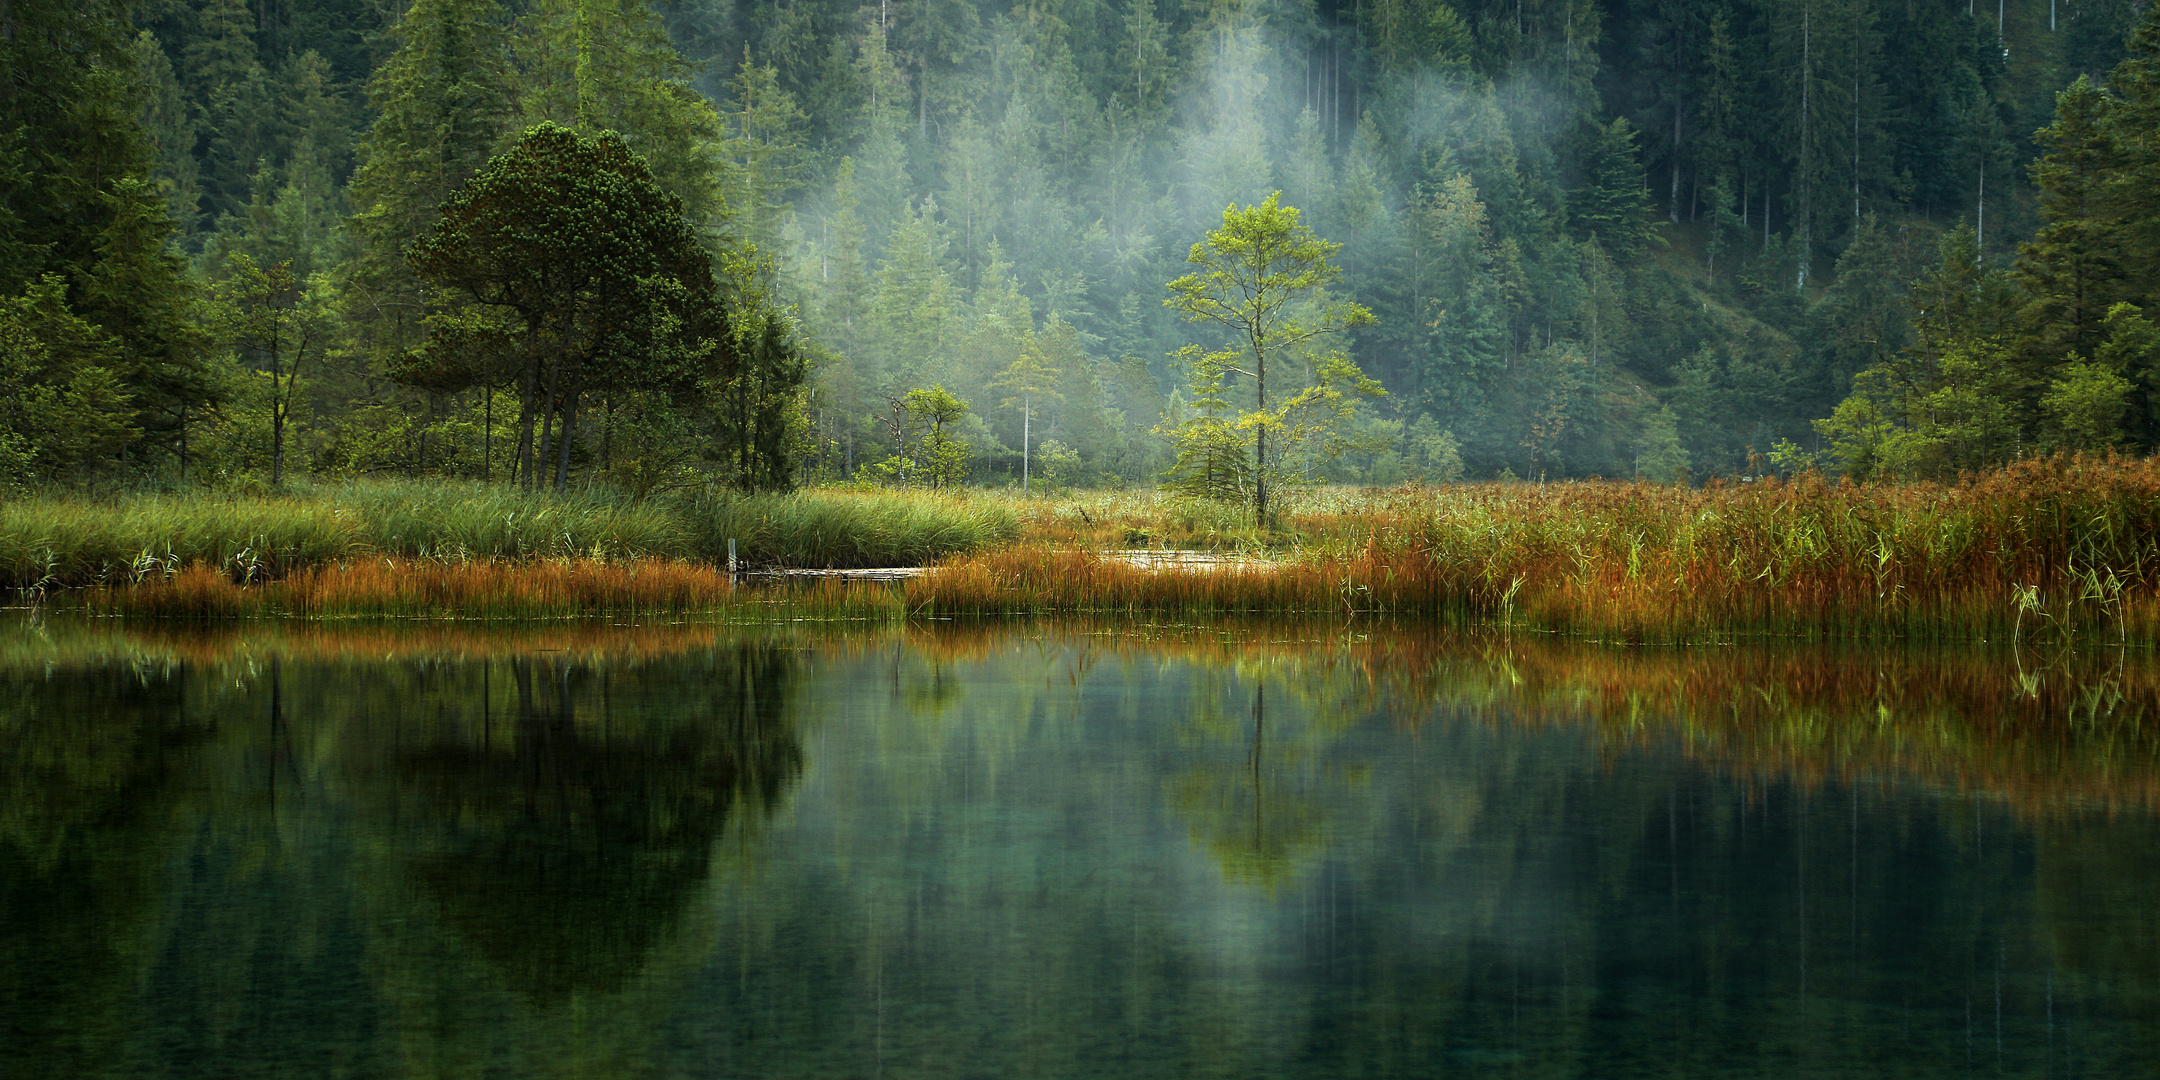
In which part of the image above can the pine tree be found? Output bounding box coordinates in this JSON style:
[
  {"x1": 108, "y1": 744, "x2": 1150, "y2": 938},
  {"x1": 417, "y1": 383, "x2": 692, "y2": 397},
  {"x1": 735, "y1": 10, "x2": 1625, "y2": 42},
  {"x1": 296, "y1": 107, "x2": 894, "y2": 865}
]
[
  {"x1": 345, "y1": 0, "x2": 516, "y2": 363},
  {"x1": 0, "y1": 0, "x2": 213, "y2": 466},
  {"x1": 406, "y1": 123, "x2": 760, "y2": 491},
  {"x1": 2017, "y1": 76, "x2": 2125, "y2": 366},
  {"x1": 130, "y1": 31, "x2": 201, "y2": 238},
  {"x1": 721, "y1": 52, "x2": 809, "y2": 258},
  {"x1": 509, "y1": 0, "x2": 729, "y2": 226},
  {"x1": 1570, "y1": 117, "x2": 1659, "y2": 261},
  {"x1": 2103, "y1": 1, "x2": 2160, "y2": 303}
]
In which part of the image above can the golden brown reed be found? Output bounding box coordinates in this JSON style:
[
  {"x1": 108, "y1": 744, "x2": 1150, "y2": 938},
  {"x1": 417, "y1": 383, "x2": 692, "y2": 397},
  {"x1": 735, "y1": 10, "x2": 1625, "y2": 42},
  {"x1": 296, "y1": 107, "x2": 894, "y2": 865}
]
[
  {"x1": 912, "y1": 454, "x2": 2160, "y2": 642},
  {"x1": 86, "y1": 557, "x2": 904, "y2": 621}
]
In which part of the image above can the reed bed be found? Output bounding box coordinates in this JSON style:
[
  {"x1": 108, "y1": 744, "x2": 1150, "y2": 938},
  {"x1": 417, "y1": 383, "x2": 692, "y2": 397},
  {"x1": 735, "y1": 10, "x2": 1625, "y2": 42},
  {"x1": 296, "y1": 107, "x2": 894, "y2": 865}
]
[
  {"x1": 913, "y1": 454, "x2": 2160, "y2": 642},
  {"x1": 85, "y1": 558, "x2": 906, "y2": 621}
]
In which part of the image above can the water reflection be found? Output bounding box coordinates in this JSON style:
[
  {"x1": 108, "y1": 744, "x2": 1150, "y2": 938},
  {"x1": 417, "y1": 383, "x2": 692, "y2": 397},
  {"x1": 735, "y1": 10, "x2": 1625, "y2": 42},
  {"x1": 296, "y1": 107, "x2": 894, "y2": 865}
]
[
  {"x1": 380, "y1": 648, "x2": 801, "y2": 1001},
  {"x1": 0, "y1": 618, "x2": 2155, "y2": 1077}
]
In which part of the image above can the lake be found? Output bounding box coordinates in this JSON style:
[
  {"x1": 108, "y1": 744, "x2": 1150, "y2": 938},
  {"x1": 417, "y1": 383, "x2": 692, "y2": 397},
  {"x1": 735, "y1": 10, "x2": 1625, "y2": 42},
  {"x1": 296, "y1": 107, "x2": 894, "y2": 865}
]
[{"x1": 2, "y1": 617, "x2": 2155, "y2": 1078}]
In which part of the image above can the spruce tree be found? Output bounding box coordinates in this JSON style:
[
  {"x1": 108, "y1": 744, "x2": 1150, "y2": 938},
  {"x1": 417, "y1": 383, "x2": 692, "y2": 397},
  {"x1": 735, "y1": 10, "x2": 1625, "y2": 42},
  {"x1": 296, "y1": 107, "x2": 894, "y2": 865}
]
[
  {"x1": 509, "y1": 0, "x2": 729, "y2": 226},
  {"x1": 2017, "y1": 76, "x2": 2124, "y2": 364},
  {"x1": 345, "y1": 0, "x2": 516, "y2": 363},
  {"x1": 0, "y1": 0, "x2": 212, "y2": 467}
]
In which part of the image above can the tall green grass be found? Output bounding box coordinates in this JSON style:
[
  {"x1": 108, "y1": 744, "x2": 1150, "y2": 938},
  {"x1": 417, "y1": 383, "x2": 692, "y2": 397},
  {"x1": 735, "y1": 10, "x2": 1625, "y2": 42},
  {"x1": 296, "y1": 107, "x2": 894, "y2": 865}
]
[
  {"x1": 674, "y1": 488, "x2": 1019, "y2": 567},
  {"x1": 0, "y1": 480, "x2": 1018, "y2": 588}
]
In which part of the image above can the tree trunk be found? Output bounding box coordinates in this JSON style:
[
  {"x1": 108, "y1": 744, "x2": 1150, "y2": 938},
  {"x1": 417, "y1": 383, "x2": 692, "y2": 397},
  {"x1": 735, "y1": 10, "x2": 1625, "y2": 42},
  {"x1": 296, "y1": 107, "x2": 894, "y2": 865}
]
[
  {"x1": 1253, "y1": 339, "x2": 1269, "y2": 527},
  {"x1": 555, "y1": 389, "x2": 579, "y2": 492},
  {"x1": 1671, "y1": 92, "x2": 1684, "y2": 224},
  {"x1": 515, "y1": 360, "x2": 537, "y2": 488},
  {"x1": 1796, "y1": 0, "x2": 1812, "y2": 291}
]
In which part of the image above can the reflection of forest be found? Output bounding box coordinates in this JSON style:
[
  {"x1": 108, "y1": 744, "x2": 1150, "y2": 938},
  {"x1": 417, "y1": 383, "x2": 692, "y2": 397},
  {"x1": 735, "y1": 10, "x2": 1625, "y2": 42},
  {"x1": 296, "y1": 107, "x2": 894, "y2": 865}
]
[
  {"x1": 1, "y1": 618, "x2": 2157, "y2": 1077},
  {"x1": 0, "y1": 630, "x2": 806, "y2": 1078}
]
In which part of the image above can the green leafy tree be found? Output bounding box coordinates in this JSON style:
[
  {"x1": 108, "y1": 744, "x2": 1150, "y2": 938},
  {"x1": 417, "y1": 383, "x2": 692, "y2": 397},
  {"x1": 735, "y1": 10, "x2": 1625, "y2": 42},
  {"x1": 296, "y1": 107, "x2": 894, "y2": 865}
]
[
  {"x1": 1163, "y1": 193, "x2": 1380, "y2": 524},
  {"x1": 2040, "y1": 359, "x2": 2131, "y2": 450},
  {"x1": 873, "y1": 384, "x2": 971, "y2": 489},
  {"x1": 406, "y1": 122, "x2": 731, "y2": 492},
  {"x1": 1634, "y1": 405, "x2": 1689, "y2": 483},
  {"x1": 210, "y1": 255, "x2": 332, "y2": 485},
  {"x1": 2096, "y1": 303, "x2": 2160, "y2": 448}
]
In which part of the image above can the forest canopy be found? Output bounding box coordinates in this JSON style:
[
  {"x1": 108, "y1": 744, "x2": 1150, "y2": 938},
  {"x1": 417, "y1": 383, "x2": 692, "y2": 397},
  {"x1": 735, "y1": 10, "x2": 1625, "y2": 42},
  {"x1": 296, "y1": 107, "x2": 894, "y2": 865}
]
[{"x1": 2, "y1": 0, "x2": 2157, "y2": 490}]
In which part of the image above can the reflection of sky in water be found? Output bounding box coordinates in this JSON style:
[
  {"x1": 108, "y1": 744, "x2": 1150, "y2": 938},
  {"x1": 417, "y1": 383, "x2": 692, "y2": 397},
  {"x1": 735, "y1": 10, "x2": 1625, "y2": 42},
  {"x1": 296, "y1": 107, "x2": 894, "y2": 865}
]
[{"x1": 0, "y1": 623, "x2": 2155, "y2": 1078}]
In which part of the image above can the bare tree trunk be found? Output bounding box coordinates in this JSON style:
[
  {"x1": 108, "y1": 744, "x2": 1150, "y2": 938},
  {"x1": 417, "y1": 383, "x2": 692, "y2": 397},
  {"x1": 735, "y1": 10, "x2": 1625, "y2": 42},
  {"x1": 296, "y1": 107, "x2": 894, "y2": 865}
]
[
  {"x1": 1253, "y1": 340, "x2": 1269, "y2": 527},
  {"x1": 535, "y1": 356, "x2": 561, "y2": 491},
  {"x1": 515, "y1": 359, "x2": 537, "y2": 488},
  {"x1": 1796, "y1": 0, "x2": 1812, "y2": 291},
  {"x1": 1671, "y1": 92, "x2": 1684, "y2": 224},
  {"x1": 555, "y1": 389, "x2": 578, "y2": 492}
]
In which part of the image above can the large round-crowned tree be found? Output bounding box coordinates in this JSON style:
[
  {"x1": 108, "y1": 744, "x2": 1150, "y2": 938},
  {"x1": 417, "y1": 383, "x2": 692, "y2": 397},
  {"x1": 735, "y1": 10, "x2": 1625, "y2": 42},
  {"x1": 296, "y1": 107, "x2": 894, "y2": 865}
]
[{"x1": 404, "y1": 121, "x2": 801, "y2": 491}]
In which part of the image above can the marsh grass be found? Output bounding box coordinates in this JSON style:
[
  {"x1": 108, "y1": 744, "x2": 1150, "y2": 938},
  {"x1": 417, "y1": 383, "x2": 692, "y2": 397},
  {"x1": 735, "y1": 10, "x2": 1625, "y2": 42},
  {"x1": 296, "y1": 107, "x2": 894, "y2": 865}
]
[
  {"x1": 0, "y1": 480, "x2": 1016, "y2": 590},
  {"x1": 913, "y1": 454, "x2": 2160, "y2": 642},
  {"x1": 675, "y1": 488, "x2": 1019, "y2": 567},
  {"x1": 21, "y1": 455, "x2": 2160, "y2": 637}
]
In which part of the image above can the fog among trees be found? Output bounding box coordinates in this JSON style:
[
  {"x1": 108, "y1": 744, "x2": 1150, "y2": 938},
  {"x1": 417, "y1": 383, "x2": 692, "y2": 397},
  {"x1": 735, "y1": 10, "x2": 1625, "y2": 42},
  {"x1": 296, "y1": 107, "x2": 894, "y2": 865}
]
[{"x1": 3, "y1": 0, "x2": 2158, "y2": 490}]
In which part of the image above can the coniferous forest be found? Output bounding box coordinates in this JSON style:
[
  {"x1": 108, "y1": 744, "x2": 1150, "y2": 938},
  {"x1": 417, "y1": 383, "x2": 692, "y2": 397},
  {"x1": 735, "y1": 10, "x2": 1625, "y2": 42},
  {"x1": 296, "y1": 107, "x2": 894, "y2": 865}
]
[{"x1": 5, "y1": 0, "x2": 2160, "y2": 492}]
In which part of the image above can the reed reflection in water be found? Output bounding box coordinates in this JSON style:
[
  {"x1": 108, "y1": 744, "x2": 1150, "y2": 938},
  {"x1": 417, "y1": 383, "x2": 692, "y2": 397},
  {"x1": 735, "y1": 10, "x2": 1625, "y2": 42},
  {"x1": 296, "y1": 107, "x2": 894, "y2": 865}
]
[{"x1": 0, "y1": 618, "x2": 2154, "y2": 1078}]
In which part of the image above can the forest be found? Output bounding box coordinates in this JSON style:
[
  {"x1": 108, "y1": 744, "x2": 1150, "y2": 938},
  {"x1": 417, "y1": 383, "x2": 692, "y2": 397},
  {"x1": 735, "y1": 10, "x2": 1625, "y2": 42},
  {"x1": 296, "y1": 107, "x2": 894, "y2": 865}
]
[{"x1": 4, "y1": 0, "x2": 2160, "y2": 492}]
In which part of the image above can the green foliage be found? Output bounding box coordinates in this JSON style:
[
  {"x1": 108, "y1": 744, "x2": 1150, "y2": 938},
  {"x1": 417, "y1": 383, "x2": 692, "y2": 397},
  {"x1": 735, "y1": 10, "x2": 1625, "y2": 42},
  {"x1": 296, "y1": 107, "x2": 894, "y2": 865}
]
[
  {"x1": 1634, "y1": 406, "x2": 1689, "y2": 483},
  {"x1": 2040, "y1": 358, "x2": 2132, "y2": 450},
  {"x1": 0, "y1": 278, "x2": 138, "y2": 485},
  {"x1": 1164, "y1": 193, "x2": 1380, "y2": 523},
  {"x1": 1404, "y1": 415, "x2": 1466, "y2": 484},
  {"x1": 207, "y1": 256, "x2": 333, "y2": 484},
  {"x1": 8, "y1": 0, "x2": 2159, "y2": 495},
  {"x1": 1570, "y1": 117, "x2": 1661, "y2": 262},
  {"x1": 868, "y1": 385, "x2": 973, "y2": 490},
  {"x1": 407, "y1": 122, "x2": 802, "y2": 494}
]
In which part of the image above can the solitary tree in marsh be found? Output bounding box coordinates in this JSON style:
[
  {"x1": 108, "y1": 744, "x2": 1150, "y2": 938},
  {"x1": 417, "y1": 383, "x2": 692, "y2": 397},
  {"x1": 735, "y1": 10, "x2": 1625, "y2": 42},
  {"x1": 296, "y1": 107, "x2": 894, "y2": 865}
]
[{"x1": 1164, "y1": 193, "x2": 1380, "y2": 525}]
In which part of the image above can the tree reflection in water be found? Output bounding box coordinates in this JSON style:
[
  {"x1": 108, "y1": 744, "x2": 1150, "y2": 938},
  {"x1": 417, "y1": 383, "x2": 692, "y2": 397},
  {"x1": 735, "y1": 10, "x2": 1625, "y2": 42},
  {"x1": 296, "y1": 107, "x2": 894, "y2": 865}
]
[
  {"x1": 387, "y1": 645, "x2": 803, "y2": 1002},
  {"x1": 1, "y1": 618, "x2": 2159, "y2": 1078}
]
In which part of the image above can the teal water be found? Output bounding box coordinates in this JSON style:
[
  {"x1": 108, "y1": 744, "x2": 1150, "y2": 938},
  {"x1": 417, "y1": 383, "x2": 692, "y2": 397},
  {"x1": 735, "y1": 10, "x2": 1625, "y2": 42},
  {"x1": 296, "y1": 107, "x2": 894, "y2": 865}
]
[{"x1": 1, "y1": 622, "x2": 2155, "y2": 1078}]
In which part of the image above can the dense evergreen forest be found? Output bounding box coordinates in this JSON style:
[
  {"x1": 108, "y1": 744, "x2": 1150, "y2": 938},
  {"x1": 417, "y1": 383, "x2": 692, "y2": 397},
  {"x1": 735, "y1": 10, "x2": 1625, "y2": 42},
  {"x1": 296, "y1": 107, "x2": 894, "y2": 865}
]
[{"x1": 3, "y1": 0, "x2": 2158, "y2": 490}]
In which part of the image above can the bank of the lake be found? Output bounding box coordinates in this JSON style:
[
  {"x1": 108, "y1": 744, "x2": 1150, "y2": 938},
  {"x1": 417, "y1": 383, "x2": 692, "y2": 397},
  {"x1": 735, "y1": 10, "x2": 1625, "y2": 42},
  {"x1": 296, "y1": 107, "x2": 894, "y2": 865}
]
[{"x1": 23, "y1": 453, "x2": 2160, "y2": 643}]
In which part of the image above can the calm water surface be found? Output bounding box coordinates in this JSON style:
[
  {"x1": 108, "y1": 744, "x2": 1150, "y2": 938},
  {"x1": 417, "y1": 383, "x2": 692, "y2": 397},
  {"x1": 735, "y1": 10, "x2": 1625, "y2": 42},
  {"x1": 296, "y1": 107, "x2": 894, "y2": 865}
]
[{"x1": 2, "y1": 619, "x2": 2156, "y2": 1078}]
